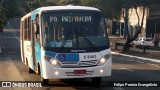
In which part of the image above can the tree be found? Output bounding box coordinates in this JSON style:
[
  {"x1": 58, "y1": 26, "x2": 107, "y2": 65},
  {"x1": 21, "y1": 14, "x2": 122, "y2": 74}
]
[
  {"x1": 121, "y1": 0, "x2": 160, "y2": 51},
  {"x1": 24, "y1": 0, "x2": 57, "y2": 12},
  {"x1": 48, "y1": 0, "x2": 122, "y2": 19},
  {"x1": 53, "y1": 0, "x2": 80, "y2": 5},
  {"x1": 79, "y1": 0, "x2": 160, "y2": 51},
  {"x1": 80, "y1": 0, "x2": 122, "y2": 19},
  {"x1": 0, "y1": 0, "x2": 19, "y2": 31},
  {"x1": 25, "y1": 0, "x2": 42, "y2": 11}
]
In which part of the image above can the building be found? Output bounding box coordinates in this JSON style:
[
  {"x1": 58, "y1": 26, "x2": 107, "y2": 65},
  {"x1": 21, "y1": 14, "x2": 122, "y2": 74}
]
[
  {"x1": 120, "y1": 7, "x2": 148, "y2": 38},
  {"x1": 107, "y1": 7, "x2": 148, "y2": 38},
  {"x1": 146, "y1": 5, "x2": 160, "y2": 47}
]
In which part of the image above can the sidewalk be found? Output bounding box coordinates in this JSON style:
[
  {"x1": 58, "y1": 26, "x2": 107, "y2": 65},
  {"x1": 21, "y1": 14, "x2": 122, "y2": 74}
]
[
  {"x1": 0, "y1": 56, "x2": 32, "y2": 90},
  {"x1": 109, "y1": 35, "x2": 160, "y2": 63},
  {"x1": 0, "y1": 56, "x2": 25, "y2": 81}
]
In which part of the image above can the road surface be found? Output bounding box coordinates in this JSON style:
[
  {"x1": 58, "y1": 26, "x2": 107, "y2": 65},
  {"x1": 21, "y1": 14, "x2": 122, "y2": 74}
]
[{"x1": 0, "y1": 28, "x2": 160, "y2": 90}]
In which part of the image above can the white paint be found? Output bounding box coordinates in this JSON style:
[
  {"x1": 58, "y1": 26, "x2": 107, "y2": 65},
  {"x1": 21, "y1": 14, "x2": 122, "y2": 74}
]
[
  {"x1": 41, "y1": 58, "x2": 112, "y2": 79},
  {"x1": 148, "y1": 63, "x2": 160, "y2": 67},
  {"x1": 111, "y1": 52, "x2": 160, "y2": 63},
  {"x1": 119, "y1": 68, "x2": 134, "y2": 71},
  {"x1": 113, "y1": 87, "x2": 126, "y2": 90},
  {"x1": 7, "y1": 22, "x2": 20, "y2": 41}
]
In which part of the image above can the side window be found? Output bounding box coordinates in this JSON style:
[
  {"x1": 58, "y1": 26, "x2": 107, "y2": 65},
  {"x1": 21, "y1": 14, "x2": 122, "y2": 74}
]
[
  {"x1": 24, "y1": 19, "x2": 28, "y2": 40},
  {"x1": 20, "y1": 21, "x2": 24, "y2": 40},
  {"x1": 23, "y1": 17, "x2": 32, "y2": 41},
  {"x1": 28, "y1": 17, "x2": 31, "y2": 41}
]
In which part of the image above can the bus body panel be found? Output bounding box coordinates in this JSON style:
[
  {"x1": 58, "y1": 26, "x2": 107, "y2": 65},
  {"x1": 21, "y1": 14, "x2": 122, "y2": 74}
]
[
  {"x1": 24, "y1": 41, "x2": 34, "y2": 69},
  {"x1": 20, "y1": 6, "x2": 112, "y2": 81},
  {"x1": 42, "y1": 58, "x2": 111, "y2": 79},
  {"x1": 41, "y1": 49, "x2": 112, "y2": 79}
]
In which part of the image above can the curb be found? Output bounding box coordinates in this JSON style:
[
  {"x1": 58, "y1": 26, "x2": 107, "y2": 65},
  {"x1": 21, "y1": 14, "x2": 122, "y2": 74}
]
[{"x1": 111, "y1": 52, "x2": 160, "y2": 63}]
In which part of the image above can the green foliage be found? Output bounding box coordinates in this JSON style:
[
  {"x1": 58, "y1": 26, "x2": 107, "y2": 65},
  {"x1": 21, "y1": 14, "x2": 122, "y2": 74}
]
[
  {"x1": 0, "y1": 0, "x2": 19, "y2": 29},
  {"x1": 80, "y1": 0, "x2": 122, "y2": 19},
  {"x1": 1, "y1": 0, "x2": 160, "y2": 30},
  {"x1": 24, "y1": 0, "x2": 44, "y2": 12},
  {"x1": 53, "y1": 0, "x2": 80, "y2": 5},
  {"x1": 96, "y1": 0, "x2": 122, "y2": 19},
  {"x1": 80, "y1": 0, "x2": 98, "y2": 7}
]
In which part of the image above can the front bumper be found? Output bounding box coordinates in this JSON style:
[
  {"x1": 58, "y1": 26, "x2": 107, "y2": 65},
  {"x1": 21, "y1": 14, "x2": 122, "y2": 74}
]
[{"x1": 41, "y1": 58, "x2": 112, "y2": 79}]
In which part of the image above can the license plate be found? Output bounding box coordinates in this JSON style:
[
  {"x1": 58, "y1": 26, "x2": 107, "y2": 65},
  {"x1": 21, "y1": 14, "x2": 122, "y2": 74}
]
[{"x1": 74, "y1": 70, "x2": 86, "y2": 74}]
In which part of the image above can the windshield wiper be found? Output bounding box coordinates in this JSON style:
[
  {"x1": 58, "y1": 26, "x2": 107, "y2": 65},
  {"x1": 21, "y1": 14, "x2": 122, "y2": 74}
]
[{"x1": 77, "y1": 31, "x2": 96, "y2": 48}]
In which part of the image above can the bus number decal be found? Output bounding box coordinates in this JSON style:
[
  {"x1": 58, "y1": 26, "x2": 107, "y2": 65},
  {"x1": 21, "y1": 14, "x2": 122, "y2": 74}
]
[{"x1": 84, "y1": 55, "x2": 96, "y2": 59}]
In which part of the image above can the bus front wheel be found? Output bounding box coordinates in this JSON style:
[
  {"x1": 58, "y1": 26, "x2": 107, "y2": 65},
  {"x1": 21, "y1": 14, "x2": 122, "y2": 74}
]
[
  {"x1": 41, "y1": 77, "x2": 49, "y2": 85},
  {"x1": 27, "y1": 59, "x2": 34, "y2": 73},
  {"x1": 39, "y1": 66, "x2": 49, "y2": 85},
  {"x1": 28, "y1": 67, "x2": 34, "y2": 73},
  {"x1": 91, "y1": 77, "x2": 102, "y2": 85}
]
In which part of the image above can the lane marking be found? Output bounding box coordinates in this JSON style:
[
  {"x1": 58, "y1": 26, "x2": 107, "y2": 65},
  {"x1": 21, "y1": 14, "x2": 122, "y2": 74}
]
[
  {"x1": 112, "y1": 52, "x2": 160, "y2": 63},
  {"x1": 113, "y1": 87, "x2": 126, "y2": 90},
  {"x1": 3, "y1": 37, "x2": 19, "y2": 39},
  {"x1": 148, "y1": 63, "x2": 160, "y2": 67},
  {"x1": 7, "y1": 22, "x2": 20, "y2": 41},
  {"x1": 119, "y1": 68, "x2": 134, "y2": 71}
]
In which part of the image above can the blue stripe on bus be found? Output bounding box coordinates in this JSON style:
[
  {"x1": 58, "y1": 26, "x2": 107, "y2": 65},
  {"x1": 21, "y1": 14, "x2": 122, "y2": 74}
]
[
  {"x1": 35, "y1": 41, "x2": 41, "y2": 62},
  {"x1": 56, "y1": 54, "x2": 79, "y2": 62},
  {"x1": 45, "y1": 51, "x2": 56, "y2": 57},
  {"x1": 31, "y1": 8, "x2": 40, "y2": 20}
]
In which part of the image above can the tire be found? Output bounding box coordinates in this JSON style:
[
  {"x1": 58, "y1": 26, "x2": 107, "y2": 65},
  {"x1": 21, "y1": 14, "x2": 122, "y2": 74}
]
[
  {"x1": 28, "y1": 67, "x2": 34, "y2": 73},
  {"x1": 41, "y1": 77, "x2": 49, "y2": 85},
  {"x1": 91, "y1": 77, "x2": 102, "y2": 85},
  {"x1": 37, "y1": 63, "x2": 40, "y2": 75},
  {"x1": 26, "y1": 59, "x2": 34, "y2": 73},
  {"x1": 39, "y1": 65, "x2": 49, "y2": 85}
]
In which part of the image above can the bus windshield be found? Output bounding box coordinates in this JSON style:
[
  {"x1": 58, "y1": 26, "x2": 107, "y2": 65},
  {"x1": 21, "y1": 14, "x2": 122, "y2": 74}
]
[{"x1": 41, "y1": 11, "x2": 109, "y2": 49}]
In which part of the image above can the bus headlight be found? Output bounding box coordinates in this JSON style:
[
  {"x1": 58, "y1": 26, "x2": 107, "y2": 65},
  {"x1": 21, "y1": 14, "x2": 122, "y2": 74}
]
[
  {"x1": 97, "y1": 53, "x2": 111, "y2": 66},
  {"x1": 50, "y1": 59, "x2": 61, "y2": 68}
]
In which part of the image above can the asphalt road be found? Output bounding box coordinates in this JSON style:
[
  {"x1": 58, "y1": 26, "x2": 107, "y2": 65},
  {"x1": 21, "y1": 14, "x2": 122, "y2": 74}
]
[{"x1": 0, "y1": 28, "x2": 160, "y2": 90}]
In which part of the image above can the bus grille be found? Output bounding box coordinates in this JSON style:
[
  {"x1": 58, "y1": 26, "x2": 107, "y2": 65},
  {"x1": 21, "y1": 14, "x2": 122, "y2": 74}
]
[{"x1": 61, "y1": 60, "x2": 98, "y2": 68}]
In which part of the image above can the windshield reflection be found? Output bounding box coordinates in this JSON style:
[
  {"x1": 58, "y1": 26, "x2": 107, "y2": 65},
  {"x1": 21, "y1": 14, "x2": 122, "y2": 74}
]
[{"x1": 41, "y1": 12, "x2": 109, "y2": 48}]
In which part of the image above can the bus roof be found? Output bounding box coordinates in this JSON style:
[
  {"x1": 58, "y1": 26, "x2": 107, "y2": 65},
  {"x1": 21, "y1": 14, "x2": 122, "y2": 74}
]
[
  {"x1": 21, "y1": 5, "x2": 101, "y2": 21},
  {"x1": 40, "y1": 5, "x2": 100, "y2": 11},
  {"x1": 31, "y1": 5, "x2": 100, "y2": 14},
  {"x1": 21, "y1": 13, "x2": 31, "y2": 21}
]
